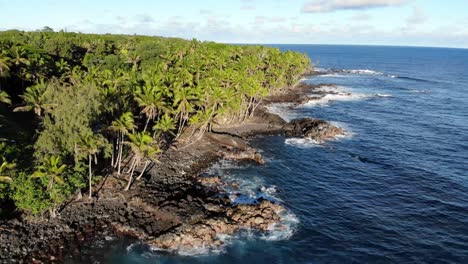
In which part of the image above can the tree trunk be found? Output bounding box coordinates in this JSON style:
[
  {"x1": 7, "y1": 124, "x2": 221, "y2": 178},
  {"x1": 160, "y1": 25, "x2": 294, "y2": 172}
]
[
  {"x1": 117, "y1": 132, "x2": 123, "y2": 175},
  {"x1": 126, "y1": 156, "x2": 137, "y2": 173},
  {"x1": 143, "y1": 118, "x2": 150, "y2": 132},
  {"x1": 124, "y1": 158, "x2": 138, "y2": 191},
  {"x1": 113, "y1": 137, "x2": 120, "y2": 168},
  {"x1": 111, "y1": 139, "x2": 115, "y2": 167},
  {"x1": 88, "y1": 155, "x2": 92, "y2": 199},
  {"x1": 136, "y1": 160, "x2": 150, "y2": 180},
  {"x1": 250, "y1": 99, "x2": 262, "y2": 117}
]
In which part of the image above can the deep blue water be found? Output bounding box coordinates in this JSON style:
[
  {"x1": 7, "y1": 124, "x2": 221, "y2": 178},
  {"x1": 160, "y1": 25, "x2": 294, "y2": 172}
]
[{"x1": 96, "y1": 45, "x2": 468, "y2": 263}]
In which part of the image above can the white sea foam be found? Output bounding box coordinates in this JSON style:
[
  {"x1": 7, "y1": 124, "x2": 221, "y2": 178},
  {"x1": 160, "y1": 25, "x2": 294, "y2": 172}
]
[
  {"x1": 375, "y1": 93, "x2": 392, "y2": 97},
  {"x1": 126, "y1": 242, "x2": 139, "y2": 253},
  {"x1": 203, "y1": 159, "x2": 301, "y2": 249},
  {"x1": 315, "y1": 68, "x2": 384, "y2": 76},
  {"x1": 260, "y1": 185, "x2": 278, "y2": 196},
  {"x1": 284, "y1": 137, "x2": 321, "y2": 148},
  {"x1": 409, "y1": 89, "x2": 431, "y2": 94},
  {"x1": 301, "y1": 92, "x2": 369, "y2": 107},
  {"x1": 314, "y1": 67, "x2": 328, "y2": 73},
  {"x1": 285, "y1": 121, "x2": 353, "y2": 149},
  {"x1": 315, "y1": 73, "x2": 349, "y2": 78},
  {"x1": 265, "y1": 103, "x2": 299, "y2": 122},
  {"x1": 346, "y1": 69, "x2": 383, "y2": 75},
  {"x1": 330, "y1": 121, "x2": 355, "y2": 139},
  {"x1": 260, "y1": 210, "x2": 300, "y2": 241},
  {"x1": 298, "y1": 84, "x2": 392, "y2": 107}
]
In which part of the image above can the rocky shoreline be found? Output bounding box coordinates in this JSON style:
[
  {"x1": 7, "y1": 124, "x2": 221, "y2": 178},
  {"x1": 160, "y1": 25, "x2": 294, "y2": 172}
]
[{"x1": 0, "y1": 81, "x2": 345, "y2": 263}]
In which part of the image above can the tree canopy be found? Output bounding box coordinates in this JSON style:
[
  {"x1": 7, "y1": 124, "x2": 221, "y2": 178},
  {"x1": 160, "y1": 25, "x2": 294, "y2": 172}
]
[{"x1": 0, "y1": 30, "x2": 312, "y2": 217}]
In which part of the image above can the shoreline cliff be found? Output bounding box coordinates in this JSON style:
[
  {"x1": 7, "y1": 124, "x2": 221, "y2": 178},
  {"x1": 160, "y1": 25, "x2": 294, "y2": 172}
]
[{"x1": 0, "y1": 79, "x2": 346, "y2": 262}]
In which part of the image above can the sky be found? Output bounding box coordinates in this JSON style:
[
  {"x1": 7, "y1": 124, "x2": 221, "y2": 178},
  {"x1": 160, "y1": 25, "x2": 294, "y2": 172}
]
[{"x1": 1, "y1": 0, "x2": 468, "y2": 48}]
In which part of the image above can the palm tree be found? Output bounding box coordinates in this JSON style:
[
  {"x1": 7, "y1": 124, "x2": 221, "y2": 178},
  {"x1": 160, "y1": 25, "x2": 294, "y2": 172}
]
[
  {"x1": 10, "y1": 46, "x2": 30, "y2": 66},
  {"x1": 77, "y1": 134, "x2": 110, "y2": 199},
  {"x1": 27, "y1": 53, "x2": 48, "y2": 82},
  {"x1": 13, "y1": 79, "x2": 51, "y2": 116},
  {"x1": 134, "y1": 84, "x2": 169, "y2": 131},
  {"x1": 172, "y1": 85, "x2": 199, "y2": 135},
  {"x1": 110, "y1": 112, "x2": 136, "y2": 175},
  {"x1": 0, "y1": 90, "x2": 11, "y2": 105},
  {"x1": 31, "y1": 156, "x2": 67, "y2": 218},
  {"x1": 199, "y1": 85, "x2": 227, "y2": 134},
  {"x1": 152, "y1": 114, "x2": 176, "y2": 138},
  {"x1": 0, "y1": 158, "x2": 15, "y2": 183},
  {"x1": 124, "y1": 132, "x2": 160, "y2": 191},
  {"x1": 0, "y1": 51, "x2": 11, "y2": 91},
  {"x1": 31, "y1": 156, "x2": 66, "y2": 191},
  {"x1": 0, "y1": 51, "x2": 11, "y2": 78},
  {"x1": 55, "y1": 58, "x2": 70, "y2": 76}
]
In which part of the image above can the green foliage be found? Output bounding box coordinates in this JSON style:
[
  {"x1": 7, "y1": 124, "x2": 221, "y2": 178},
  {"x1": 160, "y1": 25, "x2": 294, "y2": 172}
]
[
  {"x1": 34, "y1": 80, "x2": 101, "y2": 160},
  {"x1": 0, "y1": 89, "x2": 11, "y2": 105},
  {"x1": 13, "y1": 79, "x2": 50, "y2": 116},
  {"x1": 0, "y1": 29, "x2": 312, "y2": 216},
  {"x1": 11, "y1": 172, "x2": 51, "y2": 215},
  {"x1": 0, "y1": 144, "x2": 17, "y2": 200}
]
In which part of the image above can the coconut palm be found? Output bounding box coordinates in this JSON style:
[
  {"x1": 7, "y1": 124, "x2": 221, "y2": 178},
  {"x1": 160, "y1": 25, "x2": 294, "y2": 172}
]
[
  {"x1": 31, "y1": 156, "x2": 66, "y2": 191},
  {"x1": 172, "y1": 85, "x2": 199, "y2": 135},
  {"x1": 152, "y1": 114, "x2": 176, "y2": 138},
  {"x1": 200, "y1": 85, "x2": 227, "y2": 133},
  {"x1": 0, "y1": 51, "x2": 11, "y2": 78},
  {"x1": 55, "y1": 58, "x2": 70, "y2": 75},
  {"x1": 0, "y1": 90, "x2": 11, "y2": 105},
  {"x1": 134, "y1": 84, "x2": 170, "y2": 131},
  {"x1": 13, "y1": 79, "x2": 51, "y2": 116},
  {"x1": 10, "y1": 46, "x2": 30, "y2": 66},
  {"x1": 124, "y1": 131, "x2": 160, "y2": 191},
  {"x1": 77, "y1": 134, "x2": 110, "y2": 199},
  {"x1": 31, "y1": 156, "x2": 67, "y2": 218},
  {"x1": 110, "y1": 112, "x2": 136, "y2": 175},
  {"x1": 0, "y1": 158, "x2": 15, "y2": 183}
]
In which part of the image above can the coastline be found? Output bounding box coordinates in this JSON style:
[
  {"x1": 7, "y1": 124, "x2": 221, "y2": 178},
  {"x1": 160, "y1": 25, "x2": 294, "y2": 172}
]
[{"x1": 0, "y1": 78, "x2": 345, "y2": 262}]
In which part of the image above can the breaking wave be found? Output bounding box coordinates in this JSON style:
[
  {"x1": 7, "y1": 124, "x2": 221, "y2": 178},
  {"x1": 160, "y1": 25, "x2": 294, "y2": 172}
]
[
  {"x1": 315, "y1": 68, "x2": 384, "y2": 76},
  {"x1": 265, "y1": 103, "x2": 300, "y2": 122},
  {"x1": 285, "y1": 138, "x2": 322, "y2": 148}
]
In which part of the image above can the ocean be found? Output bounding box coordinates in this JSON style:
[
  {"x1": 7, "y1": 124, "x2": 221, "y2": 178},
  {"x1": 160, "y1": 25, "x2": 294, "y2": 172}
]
[{"x1": 86, "y1": 45, "x2": 468, "y2": 263}]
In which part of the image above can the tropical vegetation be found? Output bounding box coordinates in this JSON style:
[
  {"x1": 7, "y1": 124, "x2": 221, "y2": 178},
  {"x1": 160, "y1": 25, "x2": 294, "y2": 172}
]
[{"x1": 0, "y1": 28, "x2": 311, "y2": 217}]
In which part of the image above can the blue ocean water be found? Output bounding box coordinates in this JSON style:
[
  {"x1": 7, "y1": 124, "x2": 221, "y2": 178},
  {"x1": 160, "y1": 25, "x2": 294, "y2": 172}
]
[{"x1": 99, "y1": 45, "x2": 468, "y2": 263}]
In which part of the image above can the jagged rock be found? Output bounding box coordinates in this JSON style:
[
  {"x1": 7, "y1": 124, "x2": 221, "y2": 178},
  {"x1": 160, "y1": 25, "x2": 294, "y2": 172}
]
[
  {"x1": 3, "y1": 80, "x2": 330, "y2": 262},
  {"x1": 198, "y1": 176, "x2": 223, "y2": 186},
  {"x1": 150, "y1": 200, "x2": 286, "y2": 252},
  {"x1": 283, "y1": 117, "x2": 344, "y2": 141},
  {"x1": 221, "y1": 148, "x2": 265, "y2": 164},
  {"x1": 203, "y1": 203, "x2": 224, "y2": 213},
  {"x1": 206, "y1": 132, "x2": 249, "y2": 150}
]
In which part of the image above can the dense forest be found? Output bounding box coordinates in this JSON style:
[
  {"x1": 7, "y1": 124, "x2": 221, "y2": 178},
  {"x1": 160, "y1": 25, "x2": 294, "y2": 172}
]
[{"x1": 0, "y1": 28, "x2": 311, "y2": 218}]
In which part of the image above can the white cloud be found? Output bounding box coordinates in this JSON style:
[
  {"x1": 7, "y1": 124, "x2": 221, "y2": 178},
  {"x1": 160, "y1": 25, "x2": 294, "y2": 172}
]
[
  {"x1": 241, "y1": 5, "x2": 256, "y2": 10},
  {"x1": 350, "y1": 13, "x2": 372, "y2": 21},
  {"x1": 199, "y1": 9, "x2": 211, "y2": 15},
  {"x1": 302, "y1": 0, "x2": 407, "y2": 13},
  {"x1": 406, "y1": 6, "x2": 427, "y2": 25},
  {"x1": 136, "y1": 14, "x2": 155, "y2": 24},
  {"x1": 254, "y1": 16, "x2": 287, "y2": 25}
]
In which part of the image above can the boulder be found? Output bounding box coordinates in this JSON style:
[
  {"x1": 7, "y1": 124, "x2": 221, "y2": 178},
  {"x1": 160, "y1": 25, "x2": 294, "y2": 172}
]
[
  {"x1": 206, "y1": 133, "x2": 249, "y2": 150},
  {"x1": 221, "y1": 148, "x2": 265, "y2": 164},
  {"x1": 283, "y1": 117, "x2": 344, "y2": 141}
]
